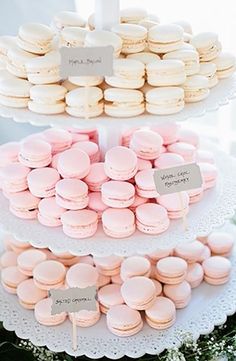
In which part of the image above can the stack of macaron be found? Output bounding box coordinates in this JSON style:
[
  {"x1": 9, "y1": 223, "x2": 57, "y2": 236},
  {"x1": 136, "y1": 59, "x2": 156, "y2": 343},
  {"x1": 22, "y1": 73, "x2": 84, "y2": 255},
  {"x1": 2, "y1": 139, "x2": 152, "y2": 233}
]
[
  {"x1": 0, "y1": 229, "x2": 233, "y2": 334},
  {"x1": 0, "y1": 9, "x2": 235, "y2": 116},
  {"x1": 0, "y1": 123, "x2": 218, "y2": 239}
]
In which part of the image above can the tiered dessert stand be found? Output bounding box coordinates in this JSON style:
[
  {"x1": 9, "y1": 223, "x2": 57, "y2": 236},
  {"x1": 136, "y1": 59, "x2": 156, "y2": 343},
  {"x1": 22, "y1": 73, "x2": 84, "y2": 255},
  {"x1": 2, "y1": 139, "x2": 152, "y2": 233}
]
[{"x1": 1, "y1": 0, "x2": 236, "y2": 358}]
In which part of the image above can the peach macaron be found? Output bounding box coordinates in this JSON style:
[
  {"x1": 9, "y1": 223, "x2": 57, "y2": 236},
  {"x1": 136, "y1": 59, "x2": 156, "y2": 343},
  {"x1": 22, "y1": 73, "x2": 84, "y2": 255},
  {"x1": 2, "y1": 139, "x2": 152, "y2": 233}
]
[
  {"x1": 145, "y1": 296, "x2": 176, "y2": 329},
  {"x1": 107, "y1": 304, "x2": 143, "y2": 336},
  {"x1": 33, "y1": 260, "x2": 66, "y2": 290}
]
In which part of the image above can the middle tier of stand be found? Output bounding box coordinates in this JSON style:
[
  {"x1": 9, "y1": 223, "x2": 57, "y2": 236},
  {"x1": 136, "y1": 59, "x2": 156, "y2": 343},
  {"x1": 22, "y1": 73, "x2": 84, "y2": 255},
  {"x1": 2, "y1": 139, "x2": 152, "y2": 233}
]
[{"x1": 0, "y1": 140, "x2": 235, "y2": 257}]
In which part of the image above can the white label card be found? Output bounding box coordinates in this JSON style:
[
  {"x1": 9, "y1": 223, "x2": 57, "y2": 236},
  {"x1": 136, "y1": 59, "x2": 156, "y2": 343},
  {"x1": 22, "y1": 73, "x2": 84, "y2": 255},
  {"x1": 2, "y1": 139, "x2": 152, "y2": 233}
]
[
  {"x1": 60, "y1": 46, "x2": 114, "y2": 78},
  {"x1": 50, "y1": 286, "x2": 97, "y2": 315},
  {"x1": 153, "y1": 163, "x2": 203, "y2": 195}
]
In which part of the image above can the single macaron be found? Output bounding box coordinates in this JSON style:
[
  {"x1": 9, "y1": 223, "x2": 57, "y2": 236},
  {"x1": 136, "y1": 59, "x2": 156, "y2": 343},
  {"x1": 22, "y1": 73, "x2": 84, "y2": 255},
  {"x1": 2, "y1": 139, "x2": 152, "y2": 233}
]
[
  {"x1": 198, "y1": 162, "x2": 218, "y2": 190},
  {"x1": 136, "y1": 203, "x2": 170, "y2": 235},
  {"x1": 174, "y1": 241, "x2": 205, "y2": 264},
  {"x1": 186, "y1": 263, "x2": 204, "y2": 288},
  {"x1": 157, "y1": 192, "x2": 189, "y2": 219},
  {"x1": 120, "y1": 256, "x2": 151, "y2": 281},
  {"x1": 120, "y1": 7, "x2": 148, "y2": 24},
  {"x1": 1, "y1": 163, "x2": 30, "y2": 193},
  {"x1": 147, "y1": 247, "x2": 174, "y2": 263},
  {"x1": 146, "y1": 87, "x2": 185, "y2": 115},
  {"x1": 52, "y1": 11, "x2": 86, "y2": 32},
  {"x1": 57, "y1": 149, "x2": 90, "y2": 179},
  {"x1": 29, "y1": 84, "x2": 67, "y2": 115},
  {"x1": 207, "y1": 232, "x2": 234, "y2": 257},
  {"x1": 177, "y1": 128, "x2": 200, "y2": 148},
  {"x1": 55, "y1": 178, "x2": 89, "y2": 210},
  {"x1": 190, "y1": 32, "x2": 221, "y2": 61},
  {"x1": 167, "y1": 142, "x2": 196, "y2": 162},
  {"x1": 104, "y1": 88, "x2": 145, "y2": 117},
  {"x1": 182, "y1": 75, "x2": 209, "y2": 103},
  {"x1": 66, "y1": 87, "x2": 103, "y2": 118},
  {"x1": 35, "y1": 297, "x2": 67, "y2": 326},
  {"x1": 199, "y1": 62, "x2": 218, "y2": 88},
  {"x1": 0, "y1": 251, "x2": 18, "y2": 269},
  {"x1": 130, "y1": 129, "x2": 163, "y2": 160},
  {"x1": 27, "y1": 167, "x2": 60, "y2": 198},
  {"x1": 163, "y1": 49, "x2": 199, "y2": 76},
  {"x1": 66, "y1": 263, "x2": 98, "y2": 288},
  {"x1": 17, "y1": 278, "x2": 47, "y2": 309},
  {"x1": 19, "y1": 139, "x2": 52, "y2": 168},
  {"x1": 17, "y1": 23, "x2": 54, "y2": 54},
  {"x1": 88, "y1": 192, "x2": 108, "y2": 220},
  {"x1": 17, "y1": 249, "x2": 47, "y2": 276},
  {"x1": 61, "y1": 209, "x2": 98, "y2": 238},
  {"x1": 101, "y1": 180, "x2": 135, "y2": 208},
  {"x1": 212, "y1": 52, "x2": 236, "y2": 79},
  {"x1": 0, "y1": 77, "x2": 32, "y2": 108},
  {"x1": 148, "y1": 24, "x2": 184, "y2": 53},
  {"x1": 135, "y1": 169, "x2": 159, "y2": 198},
  {"x1": 164, "y1": 281, "x2": 191, "y2": 309},
  {"x1": 102, "y1": 208, "x2": 135, "y2": 238},
  {"x1": 104, "y1": 146, "x2": 138, "y2": 181},
  {"x1": 107, "y1": 304, "x2": 143, "y2": 336},
  {"x1": 202, "y1": 256, "x2": 231, "y2": 285},
  {"x1": 127, "y1": 51, "x2": 160, "y2": 65},
  {"x1": 60, "y1": 26, "x2": 88, "y2": 47},
  {"x1": 145, "y1": 296, "x2": 176, "y2": 330},
  {"x1": 33, "y1": 260, "x2": 66, "y2": 290},
  {"x1": 111, "y1": 24, "x2": 147, "y2": 54},
  {"x1": 154, "y1": 153, "x2": 185, "y2": 169},
  {"x1": 68, "y1": 303, "x2": 101, "y2": 327},
  {"x1": 152, "y1": 122, "x2": 180, "y2": 146},
  {"x1": 41, "y1": 128, "x2": 72, "y2": 154},
  {"x1": 147, "y1": 60, "x2": 186, "y2": 86},
  {"x1": 7, "y1": 47, "x2": 37, "y2": 79},
  {"x1": 72, "y1": 141, "x2": 100, "y2": 163},
  {"x1": 69, "y1": 75, "x2": 103, "y2": 87},
  {"x1": 1, "y1": 266, "x2": 28, "y2": 294},
  {"x1": 105, "y1": 58, "x2": 145, "y2": 89},
  {"x1": 85, "y1": 30, "x2": 122, "y2": 58},
  {"x1": 38, "y1": 196, "x2": 66, "y2": 227},
  {"x1": 9, "y1": 190, "x2": 40, "y2": 219},
  {"x1": 84, "y1": 162, "x2": 110, "y2": 192},
  {"x1": 94, "y1": 255, "x2": 123, "y2": 277},
  {"x1": 121, "y1": 276, "x2": 156, "y2": 310},
  {"x1": 0, "y1": 142, "x2": 20, "y2": 168},
  {"x1": 156, "y1": 256, "x2": 188, "y2": 284},
  {"x1": 98, "y1": 284, "x2": 124, "y2": 314}
]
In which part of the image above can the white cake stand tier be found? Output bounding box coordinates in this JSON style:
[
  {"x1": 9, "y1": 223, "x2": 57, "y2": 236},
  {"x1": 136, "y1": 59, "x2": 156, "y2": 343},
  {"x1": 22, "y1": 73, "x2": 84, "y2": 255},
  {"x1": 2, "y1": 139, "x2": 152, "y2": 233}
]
[
  {"x1": 0, "y1": 233, "x2": 236, "y2": 359},
  {"x1": 0, "y1": 141, "x2": 236, "y2": 257},
  {"x1": 0, "y1": 76, "x2": 235, "y2": 130}
]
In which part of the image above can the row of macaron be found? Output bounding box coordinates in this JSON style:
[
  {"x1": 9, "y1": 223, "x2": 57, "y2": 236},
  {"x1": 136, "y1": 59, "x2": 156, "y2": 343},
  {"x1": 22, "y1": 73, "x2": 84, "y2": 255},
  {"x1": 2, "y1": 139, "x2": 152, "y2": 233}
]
[
  {"x1": 0, "y1": 127, "x2": 218, "y2": 238},
  {"x1": 0, "y1": 231, "x2": 233, "y2": 333}
]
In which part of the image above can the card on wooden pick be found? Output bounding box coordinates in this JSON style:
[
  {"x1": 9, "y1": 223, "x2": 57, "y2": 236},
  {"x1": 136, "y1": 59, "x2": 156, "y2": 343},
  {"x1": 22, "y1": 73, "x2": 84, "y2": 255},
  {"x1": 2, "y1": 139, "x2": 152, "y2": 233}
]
[{"x1": 153, "y1": 163, "x2": 203, "y2": 196}]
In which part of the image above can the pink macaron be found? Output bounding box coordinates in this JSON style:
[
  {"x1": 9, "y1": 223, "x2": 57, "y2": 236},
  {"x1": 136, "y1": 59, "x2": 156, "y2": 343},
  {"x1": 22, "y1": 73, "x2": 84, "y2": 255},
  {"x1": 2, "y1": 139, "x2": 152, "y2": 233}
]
[
  {"x1": 94, "y1": 255, "x2": 123, "y2": 276},
  {"x1": 88, "y1": 192, "x2": 108, "y2": 219},
  {"x1": 145, "y1": 296, "x2": 176, "y2": 330},
  {"x1": 19, "y1": 139, "x2": 52, "y2": 168},
  {"x1": 187, "y1": 186, "x2": 204, "y2": 204},
  {"x1": 41, "y1": 128, "x2": 72, "y2": 154},
  {"x1": 177, "y1": 128, "x2": 200, "y2": 147},
  {"x1": 57, "y1": 149, "x2": 90, "y2": 179},
  {"x1": 107, "y1": 304, "x2": 143, "y2": 337},
  {"x1": 66, "y1": 263, "x2": 98, "y2": 288},
  {"x1": 38, "y1": 196, "x2": 66, "y2": 227},
  {"x1": 130, "y1": 129, "x2": 163, "y2": 160},
  {"x1": 167, "y1": 142, "x2": 196, "y2": 162},
  {"x1": 174, "y1": 241, "x2": 205, "y2": 264},
  {"x1": 72, "y1": 141, "x2": 100, "y2": 163},
  {"x1": 3, "y1": 235, "x2": 31, "y2": 254},
  {"x1": 156, "y1": 256, "x2": 188, "y2": 284},
  {"x1": 35, "y1": 297, "x2": 67, "y2": 326},
  {"x1": 17, "y1": 278, "x2": 47, "y2": 309},
  {"x1": 0, "y1": 251, "x2": 18, "y2": 269},
  {"x1": 135, "y1": 169, "x2": 159, "y2": 198},
  {"x1": 157, "y1": 191, "x2": 189, "y2": 219},
  {"x1": 129, "y1": 194, "x2": 148, "y2": 212},
  {"x1": 17, "y1": 249, "x2": 47, "y2": 276},
  {"x1": 147, "y1": 247, "x2": 174, "y2": 264},
  {"x1": 1, "y1": 266, "x2": 28, "y2": 294},
  {"x1": 56, "y1": 178, "x2": 89, "y2": 210},
  {"x1": 33, "y1": 260, "x2": 66, "y2": 290},
  {"x1": 101, "y1": 181, "x2": 135, "y2": 208},
  {"x1": 121, "y1": 276, "x2": 156, "y2": 310},
  {"x1": 154, "y1": 153, "x2": 185, "y2": 169},
  {"x1": 202, "y1": 256, "x2": 231, "y2": 285},
  {"x1": 152, "y1": 122, "x2": 180, "y2": 146},
  {"x1": 98, "y1": 284, "x2": 124, "y2": 314},
  {"x1": 84, "y1": 162, "x2": 110, "y2": 192},
  {"x1": 137, "y1": 158, "x2": 152, "y2": 171},
  {"x1": 102, "y1": 208, "x2": 135, "y2": 238},
  {"x1": 9, "y1": 190, "x2": 40, "y2": 219},
  {"x1": 186, "y1": 263, "x2": 204, "y2": 288},
  {"x1": 1, "y1": 163, "x2": 30, "y2": 193},
  {"x1": 198, "y1": 162, "x2": 218, "y2": 190},
  {"x1": 27, "y1": 167, "x2": 60, "y2": 198},
  {"x1": 104, "y1": 146, "x2": 138, "y2": 181},
  {"x1": 52, "y1": 251, "x2": 80, "y2": 267},
  {"x1": 61, "y1": 209, "x2": 98, "y2": 238},
  {"x1": 68, "y1": 303, "x2": 101, "y2": 327},
  {"x1": 207, "y1": 232, "x2": 234, "y2": 257},
  {"x1": 0, "y1": 142, "x2": 20, "y2": 167},
  {"x1": 164, "y1": 281, "x2": 191, "y2": 309},
  {"x1": 120, "y1": 256, "x2": 151, "y2": 281},
  {"x1": 136, "y1": 203, "x2": 170, "y2": 234}
]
